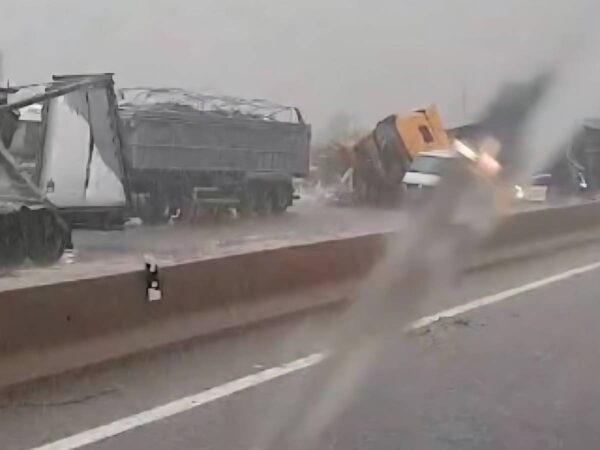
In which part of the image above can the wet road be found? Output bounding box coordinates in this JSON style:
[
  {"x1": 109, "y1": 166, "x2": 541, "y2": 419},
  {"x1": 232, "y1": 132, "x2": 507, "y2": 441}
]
[
  {"x1": 70, "y1": 197, "x2": 547, "y2": 262},
  {"x1": 71, "y1": 199, "x2": 406, "y2": 261},
  {"x1": 0, "y1": 199, "x2": 407, "y2": 291},
  {"x1": 0, "y1": 196, "x2": 548, "y2": 292},
  {"x1": 2, "y1": 235, "x2": 600, "y2": 449}
]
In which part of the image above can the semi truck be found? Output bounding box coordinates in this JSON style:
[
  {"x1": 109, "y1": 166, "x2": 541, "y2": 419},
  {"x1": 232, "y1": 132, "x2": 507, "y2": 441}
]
[
  {"x1": 338, "y1": 105, "x2": 451, "y2": 204},
  {"x1": 2, "y1": 74, "x2": 311, "y2": 228},
  {"x1": 119, "y1": 87, "x2": 311, "y2": 223}
]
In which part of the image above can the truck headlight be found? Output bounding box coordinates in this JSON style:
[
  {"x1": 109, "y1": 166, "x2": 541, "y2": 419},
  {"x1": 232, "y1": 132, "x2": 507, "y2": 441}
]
[{"x1": 514, "y1": 185, "x2": 524, "y2": 199}]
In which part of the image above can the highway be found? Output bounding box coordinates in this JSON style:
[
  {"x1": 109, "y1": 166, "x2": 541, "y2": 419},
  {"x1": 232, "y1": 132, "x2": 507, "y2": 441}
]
[
  {"x1": 69, "y1": 196, "x2": 548, "y2": 263},
  {"x1": 0, "y1": 198, "x2": 408, "y2": 292},
  {"x1": 70, "y1": 198, "x2": 406, "y2": 261},
  {"x1": 0, "y1": 195, "x2": 548, "y2": 293},
  {"x1": 2, "y1": 235, "x2": 600, "y2": 449}
]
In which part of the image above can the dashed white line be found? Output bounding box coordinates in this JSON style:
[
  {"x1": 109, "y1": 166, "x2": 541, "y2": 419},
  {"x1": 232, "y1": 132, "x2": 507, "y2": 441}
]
[
  {"x1": 407, "y1": 260, "x2": 600, "y2": 331},
  {"x1": 29, "y1": 352, "x2": 326, "y2": 450}
]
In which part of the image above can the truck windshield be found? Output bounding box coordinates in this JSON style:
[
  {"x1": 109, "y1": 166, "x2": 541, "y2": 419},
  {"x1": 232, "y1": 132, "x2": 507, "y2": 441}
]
[{"x1": 409, "y1": 155, "x2": 452, "y2": 175}]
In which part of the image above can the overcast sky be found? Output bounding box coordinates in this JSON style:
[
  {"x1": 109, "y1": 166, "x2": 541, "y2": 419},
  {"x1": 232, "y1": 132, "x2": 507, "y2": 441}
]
[{"x1": 1, "y1": 0, "x2": 598, "y2": 137}]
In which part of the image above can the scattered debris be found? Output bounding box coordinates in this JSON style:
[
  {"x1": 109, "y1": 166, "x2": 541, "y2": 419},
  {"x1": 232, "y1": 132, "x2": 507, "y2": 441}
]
[{"x1": 453, "y1": 317, "x2": 472, "y2": 327}]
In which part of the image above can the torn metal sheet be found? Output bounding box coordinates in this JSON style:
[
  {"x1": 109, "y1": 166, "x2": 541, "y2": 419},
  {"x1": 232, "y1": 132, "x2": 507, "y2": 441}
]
[
  {"x1": 0, "y1": 145, "x2": 44, "y2": 205},
  {"x1": 3, "y1": 75, "x2": 128, "y2": 210},
  {"x1": 7, "y1": 85, "x2": 46, "y2": 110},
  {"x1": 0, "y1": 113, "x2": 47, "y2": 206},
  {"x1": 39, "y1": 87, "x2": 126, "y2": 207}
]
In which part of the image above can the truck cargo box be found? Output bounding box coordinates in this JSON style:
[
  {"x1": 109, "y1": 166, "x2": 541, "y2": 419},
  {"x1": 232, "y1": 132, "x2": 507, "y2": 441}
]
[
  {"x1": 117, "y1": 88, "x2": 311, "y2": 222},
  {"x1": 119, "y1": 89, "x2": 310, "y2": 177}
]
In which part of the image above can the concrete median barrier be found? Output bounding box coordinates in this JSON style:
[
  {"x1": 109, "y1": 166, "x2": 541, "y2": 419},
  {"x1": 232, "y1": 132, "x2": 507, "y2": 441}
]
[
  {"x1": 1, "y1": 202, "x2": 600, "y2": 389},
  {"x1": 477, "y1": 201, "x2": 600, "y2": 266}
]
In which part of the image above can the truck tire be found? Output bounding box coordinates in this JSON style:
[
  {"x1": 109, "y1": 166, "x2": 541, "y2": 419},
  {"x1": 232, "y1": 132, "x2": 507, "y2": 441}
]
[
  {"x1": 27, "y1": 210, "x2": 66, "y2": 266},
  {"x1": 140, "y1": 190, "x2": 171, "y2": 225},
  {"x1": 238, "y1": 187, "x2": 258, "y2": 216},
  {"x1": 256, "y1": 185, "x2": 274, "y2": 215},
  {"x1": 0, "y1": 212, "x2": 27, "y2": 267},
  {"x1": 272, "y1": 184, "x2": 291, "y2": 214}
]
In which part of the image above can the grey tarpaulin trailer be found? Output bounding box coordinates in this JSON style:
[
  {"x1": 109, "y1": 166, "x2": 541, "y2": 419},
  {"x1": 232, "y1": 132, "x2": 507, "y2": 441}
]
[{"x1": 118, "y1": 88, "x2": 311, "y2": 223}]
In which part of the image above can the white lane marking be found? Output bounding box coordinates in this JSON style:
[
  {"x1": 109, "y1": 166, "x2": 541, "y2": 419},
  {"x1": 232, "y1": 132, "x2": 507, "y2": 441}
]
[
  {"x1": 407, "y1": 260, "x2": 600, "y2": 331},
  {"x1": 28, "y1": 261, "x2": 600, "y2": 449},
  {"x1": 30, "y1": 353, "x2": 326, "y2": 450}
]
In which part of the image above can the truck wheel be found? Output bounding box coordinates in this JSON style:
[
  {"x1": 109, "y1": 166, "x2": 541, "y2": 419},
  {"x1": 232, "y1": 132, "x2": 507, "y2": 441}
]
[
  {"x1": 238, "y1": 188, "x2": 258, "y2": 216},
  {"x1": 272, "y1": 185, "x2": 291, "y2": 214},
  {"x1": 0, "y1": 212, "x2": 26, "y2": 267},
  {"x1": 92, "y1": 212, "x2": 125, "y2": 230},
  {"x1": 141, "y1": 192, "x2": 171, "y2": 225},
  {"x1": 27, "y1": 210, "x2": 66, "y2": 266},
  {"x1": 8, "y1": 227, "x2": 27, "y2": 267},
  {"x1": 256, "y1": 186, "x2": 274, "y2": 215}
]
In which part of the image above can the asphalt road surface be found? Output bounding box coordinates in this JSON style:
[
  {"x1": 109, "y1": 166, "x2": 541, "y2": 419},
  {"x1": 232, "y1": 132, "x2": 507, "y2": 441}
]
[
  {"x1": 0, "y1": 199, "x2": 407, "y2": 291},
  {"x1": 70, "y1": 198, "x2": 406, "y2": 261},
  {"x1": 70, "y1": 197, "x2": 547, "y2": 262},
  {"x1": 0, "y1": 192, "x2": 551, "y2": 292},
  {"x1": 3, "y1": 237, "x2": 600, "y2": 449}
]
